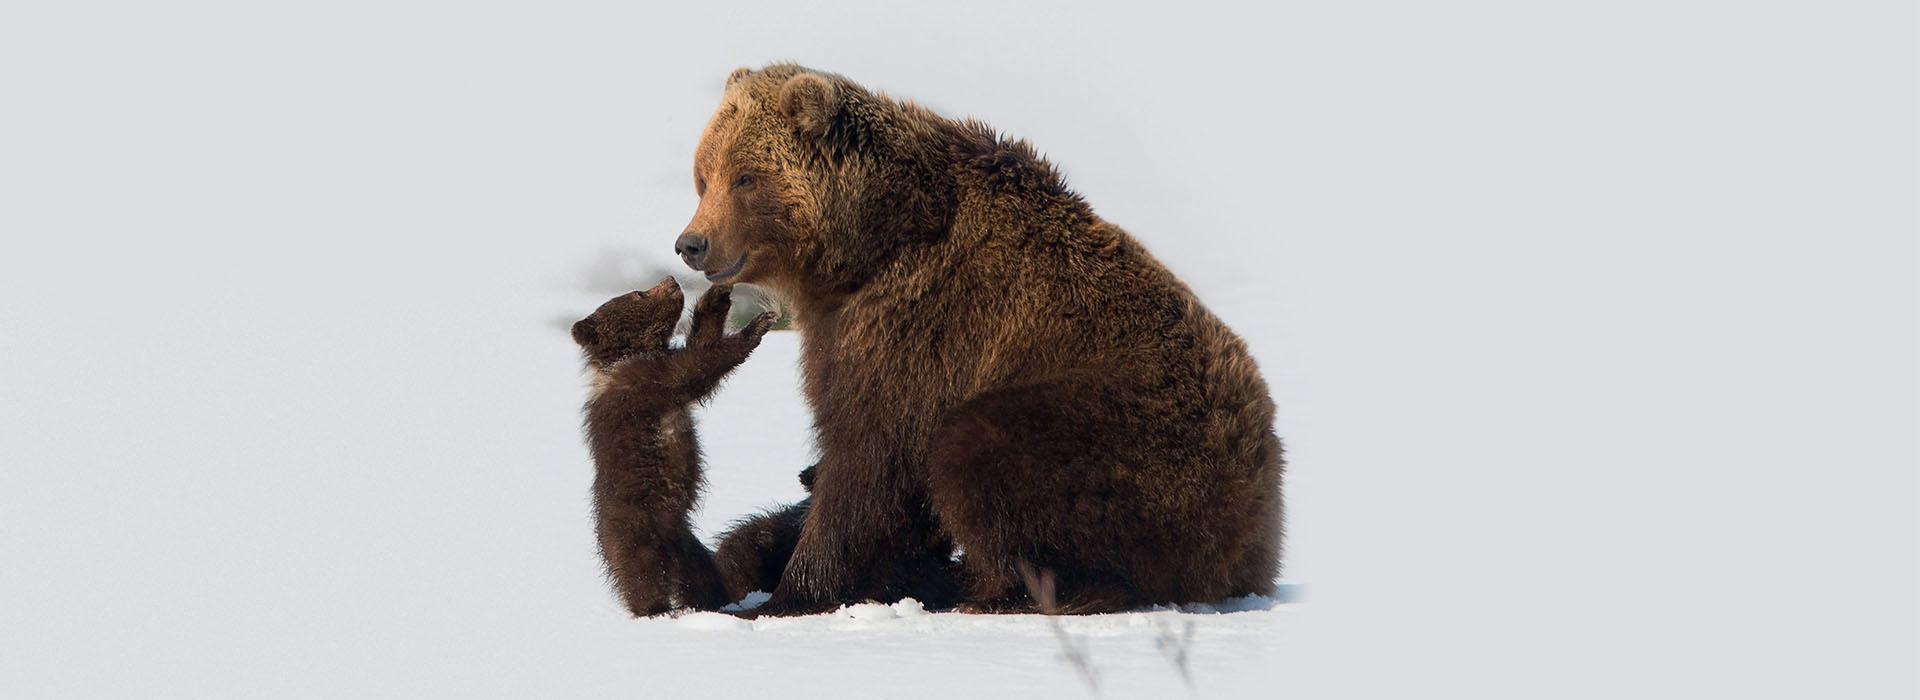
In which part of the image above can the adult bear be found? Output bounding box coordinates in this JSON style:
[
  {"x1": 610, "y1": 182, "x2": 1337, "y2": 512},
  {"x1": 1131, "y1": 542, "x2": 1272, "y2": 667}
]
[{"x1": 676, "y1": 64, "x2": 1282, "y2": 615}]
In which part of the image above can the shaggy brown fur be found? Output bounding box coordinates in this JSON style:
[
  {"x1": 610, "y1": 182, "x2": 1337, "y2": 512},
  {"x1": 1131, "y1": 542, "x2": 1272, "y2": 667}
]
[
  {"x1": 573, "y1": 278, "x2": 776, "y2": 615},
  {"x1": 674, "y1": 64, "x2": 1283, "y2": 615}
]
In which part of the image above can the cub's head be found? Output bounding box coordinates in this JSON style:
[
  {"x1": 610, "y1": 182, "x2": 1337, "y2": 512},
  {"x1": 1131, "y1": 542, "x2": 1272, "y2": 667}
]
[
  {"x1": 675, "y1": 64, "x2": 955, "y2": 302},
  {"x1": 571, "y1": 277, "x2": 685, "y2": 369}
]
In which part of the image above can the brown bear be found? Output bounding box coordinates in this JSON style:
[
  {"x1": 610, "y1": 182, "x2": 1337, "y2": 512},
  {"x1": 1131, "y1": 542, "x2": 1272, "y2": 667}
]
[
  {"x1": 669, "y1": 63, "x2": 1283, "y2": 615},
  {"x1": 572, "y1": 278, "x2": 777, "y2": 615}
]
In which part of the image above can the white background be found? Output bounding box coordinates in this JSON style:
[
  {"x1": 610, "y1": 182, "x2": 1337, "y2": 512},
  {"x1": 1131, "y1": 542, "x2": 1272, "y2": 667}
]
[{"x1": 1, "y1": 1, "x2": 1913, "y2": 697}]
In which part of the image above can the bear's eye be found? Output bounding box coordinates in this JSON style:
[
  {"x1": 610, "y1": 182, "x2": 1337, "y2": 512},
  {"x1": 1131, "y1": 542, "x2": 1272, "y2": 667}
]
[{"x1": 734, "y1": 174, "x2": 756, "y2": 189}]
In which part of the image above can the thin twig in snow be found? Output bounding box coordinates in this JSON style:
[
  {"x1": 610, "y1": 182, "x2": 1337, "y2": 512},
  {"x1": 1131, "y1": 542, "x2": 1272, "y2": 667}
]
[
  {"x1": 1154, "y1": 615, "x2": 1198, "y2": 689},
  {"x1": 1018, "y1": 560, "x2": 1100, "y2": 696}
]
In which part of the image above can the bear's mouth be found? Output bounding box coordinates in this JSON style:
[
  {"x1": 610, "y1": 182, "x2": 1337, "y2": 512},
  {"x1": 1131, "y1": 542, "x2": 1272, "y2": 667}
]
[{"x1": 704, "y1": 253, "x2": 746, "y2": 282}]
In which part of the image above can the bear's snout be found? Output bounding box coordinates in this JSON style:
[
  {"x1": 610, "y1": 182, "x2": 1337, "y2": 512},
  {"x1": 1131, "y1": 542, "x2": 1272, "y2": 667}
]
[{"x1": 675, "y1": 232, "x2": 709, "y2": 270}]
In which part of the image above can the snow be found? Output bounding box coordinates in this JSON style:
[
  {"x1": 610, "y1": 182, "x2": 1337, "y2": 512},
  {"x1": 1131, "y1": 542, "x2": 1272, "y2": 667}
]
[{"x1": 1, "y1": 2, "x2": 1914, "y2": 699}]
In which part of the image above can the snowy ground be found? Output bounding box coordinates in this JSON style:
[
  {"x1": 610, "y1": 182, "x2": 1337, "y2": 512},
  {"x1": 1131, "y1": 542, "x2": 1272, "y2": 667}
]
[{"x1": 2, "y1": 2, "x2": 1914, "y2": 699}]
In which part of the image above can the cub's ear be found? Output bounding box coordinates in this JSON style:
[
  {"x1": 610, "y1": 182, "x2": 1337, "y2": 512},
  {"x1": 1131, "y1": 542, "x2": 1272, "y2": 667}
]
[
  {"x1": 725, "y1": 66, "x2": 754, "y2": 88},
  {"x1": 778, "y1": 73, "x2": 839, "y2": 138},
  {"x1": 570, "y1": 318, "x2": 597, "y2": 347}
]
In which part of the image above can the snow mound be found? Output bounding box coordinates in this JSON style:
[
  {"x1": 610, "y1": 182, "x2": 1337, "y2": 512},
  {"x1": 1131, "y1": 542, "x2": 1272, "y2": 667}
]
[{"x1": 674, "y1": 612, "x2": 753, "y2": 631}]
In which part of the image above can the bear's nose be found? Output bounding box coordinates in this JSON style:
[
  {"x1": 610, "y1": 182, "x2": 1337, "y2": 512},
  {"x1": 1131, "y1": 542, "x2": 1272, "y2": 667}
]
[{"x1": 675, "y1": 232, "x2": 709, "y2": 270}]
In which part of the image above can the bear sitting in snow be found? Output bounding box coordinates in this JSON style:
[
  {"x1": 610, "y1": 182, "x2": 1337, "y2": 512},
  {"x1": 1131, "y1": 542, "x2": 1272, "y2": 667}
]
[
  {"x1": 572, "y1": 278, "x2": 775, "y2": 615},
  {"x1": 663, "y1": 64, "x2": 1283, "y2": 615}
]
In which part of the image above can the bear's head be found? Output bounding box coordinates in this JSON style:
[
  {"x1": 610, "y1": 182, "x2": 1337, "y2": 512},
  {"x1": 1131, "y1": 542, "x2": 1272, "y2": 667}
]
[
  {"x1": 572, "y1": 276, "x2": 685, "y2": 369},
  {"x1": 674, "y1": 64, "x2": 958, "y2": 306}
]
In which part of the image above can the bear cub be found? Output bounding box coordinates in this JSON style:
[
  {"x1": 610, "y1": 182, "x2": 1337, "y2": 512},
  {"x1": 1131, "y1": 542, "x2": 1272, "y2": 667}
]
[{"x1": 572, "y1": 277, "x2": 774, "y2": 616}]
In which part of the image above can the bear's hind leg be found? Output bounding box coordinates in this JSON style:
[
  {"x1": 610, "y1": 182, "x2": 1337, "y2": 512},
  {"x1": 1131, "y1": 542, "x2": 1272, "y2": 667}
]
[
  {"x1": 928, "y1": 378, "x2": 1263, "y2": 613},
  {"x1": 926, "y1": 380, "x2": 1148, "y2": 613}
]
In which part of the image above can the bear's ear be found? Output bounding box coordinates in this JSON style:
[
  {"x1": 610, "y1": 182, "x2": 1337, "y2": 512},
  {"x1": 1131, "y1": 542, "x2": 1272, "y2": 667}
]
[
  {"x1": 779, "y1": 73, "x2": 839, "y2": 139},
  {"x1": 725, "y1": 66, "x2": 754, "y2": 88}
]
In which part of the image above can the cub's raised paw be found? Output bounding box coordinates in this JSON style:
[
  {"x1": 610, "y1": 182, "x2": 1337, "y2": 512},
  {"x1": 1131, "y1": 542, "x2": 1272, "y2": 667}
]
[
  {"x1": 741, "y1": 311, "x2": 778, "y2": 342},
  {"x1": 688, "y1": 284, "x2": 734, "y2": 348}
]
